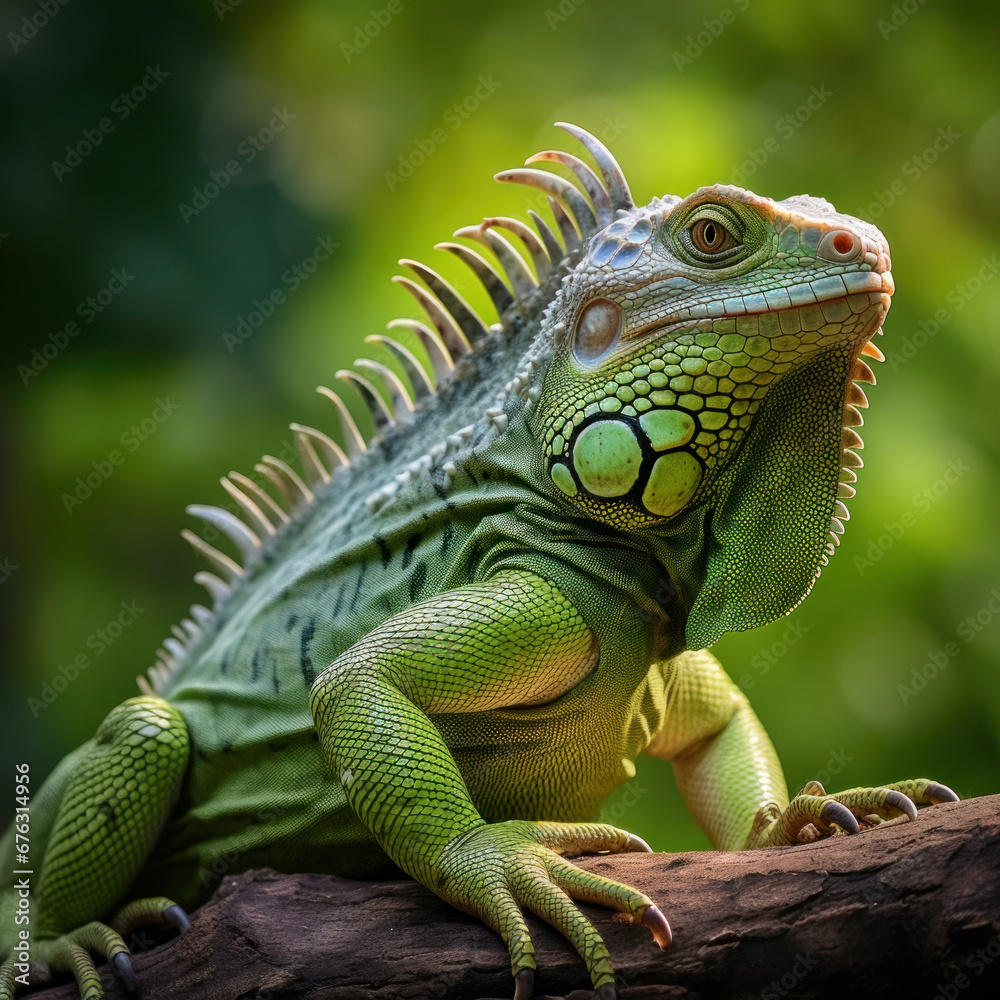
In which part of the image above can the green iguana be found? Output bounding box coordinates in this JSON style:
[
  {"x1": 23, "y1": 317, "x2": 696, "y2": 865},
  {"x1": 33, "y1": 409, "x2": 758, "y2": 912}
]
[{"x1": 1, "y1": 122, "x2": 957, "y2": 1000}]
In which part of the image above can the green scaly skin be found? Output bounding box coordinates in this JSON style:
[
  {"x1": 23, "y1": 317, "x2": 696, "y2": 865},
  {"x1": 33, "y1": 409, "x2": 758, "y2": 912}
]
[{"x1": 1, "y1": 123, "x2": 959, "y2": 1000}]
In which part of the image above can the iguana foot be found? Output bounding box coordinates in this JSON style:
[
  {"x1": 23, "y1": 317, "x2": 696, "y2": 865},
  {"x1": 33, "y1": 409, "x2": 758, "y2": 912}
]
[
  {"x1": 0, "y1": 899, "x2": 189, "y2": 1000},
  {"x1": 747, "y1": 777, "x2": 959, "y2": 847},
  {"x1": 437, "y1": 820, "x2": 669, "y2": 999}
]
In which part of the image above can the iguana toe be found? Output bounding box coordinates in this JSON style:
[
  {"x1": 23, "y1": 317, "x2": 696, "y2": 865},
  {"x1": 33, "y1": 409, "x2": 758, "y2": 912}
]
[
  {"x1": 924, "y1": 781, "x2": 960, "y2": 803},
  {"x1": 111, "y1": 953, "x2": 136, "y2": 992},
  {"x1": 622, "y1": 832, "x2": 653, "y2": 853},
  {"x1": 881, "y1": 789, "x2": 918, "y2": 821},
  {"x1": 162, "y1": 905, "x2": 191, "y2": 932},
  {"x1": 820, "y1": 799, "x2": 860, "y2": 835},
  {"x1": 641, "y1": 904, "x2": 672, "y2": 950},
  {"x1": 749, "y1": 776, "x2": 960, "y2": 846},
  {"x1": 513, "y1": 967, "x2": 533, "y2": 1000}
]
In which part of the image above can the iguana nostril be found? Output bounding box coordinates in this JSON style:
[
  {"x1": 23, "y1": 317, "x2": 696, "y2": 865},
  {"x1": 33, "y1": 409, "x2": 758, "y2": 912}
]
[{"x1": 817, "y1": 229, "x2": 862, "y2": 263}]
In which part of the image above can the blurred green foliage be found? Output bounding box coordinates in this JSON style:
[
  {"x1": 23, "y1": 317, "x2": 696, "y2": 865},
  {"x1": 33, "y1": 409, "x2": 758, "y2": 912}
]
[{"x1": 1, "y1": 0, "x2": 998, "y2": 851}]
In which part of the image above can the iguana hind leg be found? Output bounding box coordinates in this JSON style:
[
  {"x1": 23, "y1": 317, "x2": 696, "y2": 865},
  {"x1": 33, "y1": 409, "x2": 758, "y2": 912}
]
[{"x1": 0, "y1": 696, "x2": 190, "y2": 1000}]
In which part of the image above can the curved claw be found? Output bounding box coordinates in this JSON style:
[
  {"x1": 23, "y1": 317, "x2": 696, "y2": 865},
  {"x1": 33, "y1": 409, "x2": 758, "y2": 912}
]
[
  {"x1": 112, "y1": 952, "x2": 137, "y2": 992},
  {"x1": 641, "y1": 904, "x2": 672, "y2": 950},
  {"x1": 513, "y1": 967, "x2": 534, "y2": 1000},
  {"x1": 623, "y1": 833, "x2": 652, "y2": 853},
  {"x1": 925, "y1": 782, "x2": 960, "y2": 804},
  {"x1": 820, "y1": 799, "x2": 860, "y2": 835},
  {"x1": 598, "y1": 983, "x2": 617, "y2": 1000},
  {"x1": 163, "y1": 905, "x2": 191, "y2": 932},
  {"x1": 883, "y1": 789, "x2": 918, "y2": 821}
]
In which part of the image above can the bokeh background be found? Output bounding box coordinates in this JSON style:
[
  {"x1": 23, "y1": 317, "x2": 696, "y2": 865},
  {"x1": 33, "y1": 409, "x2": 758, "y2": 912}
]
[{"x1": 1, "y1": 0, "x2": 998, "y2": 851}]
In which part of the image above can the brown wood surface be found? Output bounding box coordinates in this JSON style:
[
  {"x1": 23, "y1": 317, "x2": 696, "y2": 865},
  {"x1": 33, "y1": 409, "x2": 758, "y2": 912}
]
[{"x1": 33, "y1": 794, "x2": 1000, "y2": 1000}]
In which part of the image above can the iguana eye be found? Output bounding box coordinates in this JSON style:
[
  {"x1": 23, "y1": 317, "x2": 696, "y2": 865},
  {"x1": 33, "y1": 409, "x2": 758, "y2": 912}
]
[
  {"x1": 573, "y1": 297, "x2": 622, "y2": 363},
  {"x1": 690, "y1": 218, "x2": 736, "y2": 255}
]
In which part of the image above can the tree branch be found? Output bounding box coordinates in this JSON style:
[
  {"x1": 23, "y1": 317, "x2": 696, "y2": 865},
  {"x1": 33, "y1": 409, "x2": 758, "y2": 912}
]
[{"x1": 36, "y1": 795, "x2": 1000, "y2": 1000}]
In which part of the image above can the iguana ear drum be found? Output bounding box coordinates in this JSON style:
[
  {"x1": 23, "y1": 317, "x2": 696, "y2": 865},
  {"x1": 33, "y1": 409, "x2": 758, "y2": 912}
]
[{"x1": 573, "y1": 298, "x2": 622, "y2": 363}]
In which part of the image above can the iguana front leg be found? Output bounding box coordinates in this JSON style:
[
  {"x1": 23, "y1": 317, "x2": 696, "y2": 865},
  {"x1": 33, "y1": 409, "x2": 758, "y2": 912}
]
[
  {"x1": 309, "y1": 569, "x2": 669, "y2": 1000},
  {"x1": 647, "y1": 649, "x2": 957, "y2": 851}
]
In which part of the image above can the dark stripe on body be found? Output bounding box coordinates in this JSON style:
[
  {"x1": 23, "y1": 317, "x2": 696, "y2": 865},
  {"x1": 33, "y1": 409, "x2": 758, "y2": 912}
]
[{"x1": 300, "y1": 619, "x2": 317, "y2": 686}]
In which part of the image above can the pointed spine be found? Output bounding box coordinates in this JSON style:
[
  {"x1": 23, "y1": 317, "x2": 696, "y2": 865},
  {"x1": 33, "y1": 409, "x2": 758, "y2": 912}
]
[
  {"x1": 220, "y1": 476, "x2": 277, "y2": 537},
  {"x1": 494, "y1": 167, "x2": 598, "y2": 237},
  {"x1": 433, "y1": 242, "x2": 514, "y2": 316},
  {"x1": 527, "y1": 209, "x2": 566, "y2": 265},
  {"x1": 256, "y1": 456, "x2": 314, "y2": 508},
  {"x1": 182, "y1": 530, "x2": 242, "y2": 584},
  {"x1": 453, "y1": 225, "x2": 537, "y2": 300},
  {"x1": 336, "y1": 370, "x2": 396, "y2": 431},
  {"x1": 291, "y1": 423, "x2": 348, "y2": 485},
  {"x1": 554, "y1": 121, "x2": 634, "y2": 212},
  {"x1": 228, "y1": 471, "x2": 290, "y2": 525},
  {"x1": 392, "y1": 275, "x2": 471, "y2": 359},
  {"x1": 186, "y1": 505, "x2": 262, "y2": 565},
  {"x1": 385, "y1": 319, "x2": 455, "y2": 385},
  {"x1": 316, "y1": 386, "x2": 368, "y2": 460},
  {"x1": 479, "y1": 216, "x2": 552, "y2": 281},
  {"x1": 525, "y1": 150, "x2": 614, "y2": 227},
  {"x1": 365, "y1": 334, "x2": 435, "y2": 398},
  {"x1": 193, "y1": 570, "x2": 230, "y2": 610},
  {"x1": 353, "y1": 358, "x2": 416, "y2": 423},
  {"x1": 399, "y1": 259, "x2": 490, "y2": 345}
]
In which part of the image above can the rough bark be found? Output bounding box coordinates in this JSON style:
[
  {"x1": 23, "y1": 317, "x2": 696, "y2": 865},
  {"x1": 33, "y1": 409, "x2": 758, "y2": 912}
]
[{"x1": 35, "y1": 795, "x2": 1000, "y2": 1000}]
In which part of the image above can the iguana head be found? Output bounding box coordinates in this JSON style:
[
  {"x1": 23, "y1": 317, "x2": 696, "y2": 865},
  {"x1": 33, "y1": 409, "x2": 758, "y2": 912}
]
[{"x1": 514, "y1": 125, "x2": 893, "y2": 647}]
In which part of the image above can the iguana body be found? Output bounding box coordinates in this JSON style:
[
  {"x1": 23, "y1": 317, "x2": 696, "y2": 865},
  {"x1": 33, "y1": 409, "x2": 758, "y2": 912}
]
[{"x1": 1, "y1": 123, "x2": 956, "y2": 1000}]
